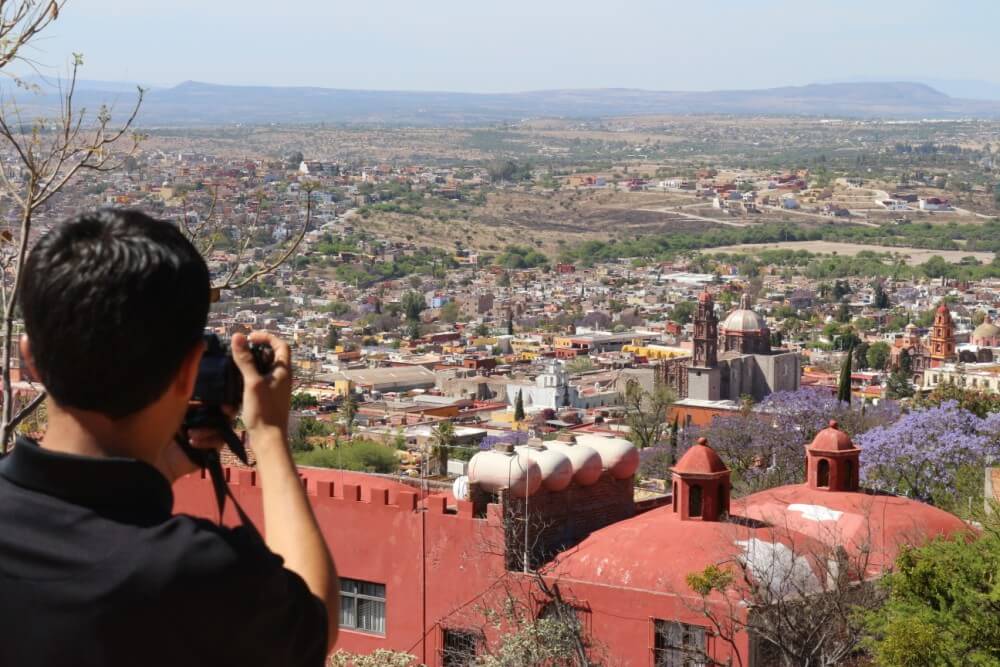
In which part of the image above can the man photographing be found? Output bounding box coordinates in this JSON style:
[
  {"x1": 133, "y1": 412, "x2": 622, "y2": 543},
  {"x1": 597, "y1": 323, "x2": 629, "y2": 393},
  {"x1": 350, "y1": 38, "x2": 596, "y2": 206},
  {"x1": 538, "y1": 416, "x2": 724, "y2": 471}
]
[{"x1": 0, "y1": 209, "x2": 337, "y2": 666}]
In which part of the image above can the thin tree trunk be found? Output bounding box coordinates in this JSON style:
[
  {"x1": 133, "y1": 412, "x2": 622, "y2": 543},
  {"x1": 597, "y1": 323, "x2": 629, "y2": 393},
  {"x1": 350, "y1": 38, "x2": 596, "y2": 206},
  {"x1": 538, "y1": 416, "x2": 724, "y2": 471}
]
[{"x1": 1, "y1": 197, "x2": 33, "y2": 450}]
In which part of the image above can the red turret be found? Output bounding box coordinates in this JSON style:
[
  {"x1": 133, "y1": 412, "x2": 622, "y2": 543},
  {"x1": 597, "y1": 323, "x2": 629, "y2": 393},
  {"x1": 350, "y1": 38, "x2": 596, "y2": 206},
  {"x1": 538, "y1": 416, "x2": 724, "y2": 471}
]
[
  {"x1": 671, "y1": 438, "x2": 731, "y2": 521},
  {"x1": 806, "y1": 421, "x2": 861, "y2": 492}
]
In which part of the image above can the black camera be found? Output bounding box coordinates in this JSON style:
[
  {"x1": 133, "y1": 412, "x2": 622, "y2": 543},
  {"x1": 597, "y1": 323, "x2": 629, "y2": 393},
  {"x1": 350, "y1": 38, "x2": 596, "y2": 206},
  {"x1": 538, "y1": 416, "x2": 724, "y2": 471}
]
[{"x1": 180, "y1": 332, "x2": 274, "y2": 467}]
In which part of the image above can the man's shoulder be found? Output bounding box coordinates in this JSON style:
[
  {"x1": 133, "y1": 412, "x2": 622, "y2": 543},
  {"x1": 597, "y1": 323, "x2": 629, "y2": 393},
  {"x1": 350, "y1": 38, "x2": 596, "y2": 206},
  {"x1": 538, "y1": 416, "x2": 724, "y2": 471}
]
[{"x1": 143, "y1": 515, "x2": 281, "y2": 584}]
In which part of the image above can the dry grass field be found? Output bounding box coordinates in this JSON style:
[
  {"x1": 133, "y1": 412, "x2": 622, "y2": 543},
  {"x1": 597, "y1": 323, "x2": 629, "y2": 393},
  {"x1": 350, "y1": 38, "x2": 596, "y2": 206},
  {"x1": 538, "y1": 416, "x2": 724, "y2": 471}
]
[
  {"x1": 709, "y1": 240, "x2": 995, "y2": 266},
  {"x1": 359, "y1": 188, "x2": 740, "y2": 255}
]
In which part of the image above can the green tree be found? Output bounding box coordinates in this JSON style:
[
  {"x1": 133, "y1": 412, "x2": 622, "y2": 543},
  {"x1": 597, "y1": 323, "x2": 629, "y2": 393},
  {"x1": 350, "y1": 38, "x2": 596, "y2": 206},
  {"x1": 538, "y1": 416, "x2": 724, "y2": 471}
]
[
  {"x1": 286, "y1": 150, "x2": 304, "y2": 169},
  {"x1": 914, "y1": 383, "x2": 1000, "y2": 418},
  {"x1": 294, "y1": 439, "x2": 398, "y2": 473},
  {"x1": 290, "y1": 392, "x2": 319, "y2": 410},
  {"x1": 885, "y1": 313, "x2": 909, "y2": 332},
  {"x1": 866, "y1": 342, "x2": 892, "y2": 371},
  {"x1": 405, "y1": 320, "x2": 420, "y2": 340},
  {"x1": 837, "y1": 348, "x2": 853, "y2": 404},
  {"x1": 853, "y1": 341, "x2": 870, "y2": 369},
  {"x1": 289, "y1": 416, "x2": 332, "y2": 452},
  {"x1": 430, "y1": 420, "x2": 456, "y2": 476},
  {"x1": 899, "y1": 350, "x2": 913, "y2": 375},
  {"x1": 325, "y1": 325, "x2": 340, "y2": 350},
  {"x1": 514, "y1": 390, "x2": 525, "y2": 422},
  {"x1": 439, "y1": 300, "x2": 460, "y2": 323},
  {"x1": 668, "y1": 414, "x2": 680, "y2": 464},
  {"x1": 341, "y1": 392, "x2": 358, "y2": 438},
  {"x1": 921, "y1": 255, "x2": 954, "y2": 280},
  {"x1": 669, "y1": 300, "x2": 696, "y2": 325},
  {"x1": 623, "y1": 379, "x2": 675, "y2": 449},
  {"x1": 401, "y1": 290, "x2": 426, "y2": 323},
  {"x1": 834, "y1": 330, "x2": 861, "y2": 352},
  {"x1": 864, "y1": 512, "x2": 1000, "y2": 666},
  {"x1": 885, "y1": 368, "x2": 914, "y2": 399},
  {"x1": 836, "y1": 301, "x2": 851, "y2": 323},
  {"x1": 873, "y1": 281, "x2": 891, "y2": 309}
]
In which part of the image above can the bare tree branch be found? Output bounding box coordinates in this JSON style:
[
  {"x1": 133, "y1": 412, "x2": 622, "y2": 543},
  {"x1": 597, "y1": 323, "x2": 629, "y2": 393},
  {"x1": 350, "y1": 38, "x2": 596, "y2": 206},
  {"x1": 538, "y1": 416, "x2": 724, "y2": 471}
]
[
  {"x1": 215, "y1": 186, "x2": 314, "y2": 292},
  {"x1": 0, "y1": 21, "x2": 144, "y2": 450},
  {"x1": 4, "y1": 386, "x2": 44, "y2": 437}
]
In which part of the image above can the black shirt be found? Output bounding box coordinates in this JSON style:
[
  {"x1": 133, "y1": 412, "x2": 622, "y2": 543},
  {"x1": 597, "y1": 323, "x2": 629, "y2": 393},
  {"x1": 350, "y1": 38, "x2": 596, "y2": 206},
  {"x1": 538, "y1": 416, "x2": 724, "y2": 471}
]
[{"x1": 0, "y1": 437, "x2": 328, "y2": 666}]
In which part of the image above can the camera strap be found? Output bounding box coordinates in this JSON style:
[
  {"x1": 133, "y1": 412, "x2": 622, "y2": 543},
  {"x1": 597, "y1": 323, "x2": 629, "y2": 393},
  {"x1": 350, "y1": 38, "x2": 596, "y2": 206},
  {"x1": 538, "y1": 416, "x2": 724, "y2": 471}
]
[{"x1": 175, "y1": 431, "x2": 263, "y2": 543}]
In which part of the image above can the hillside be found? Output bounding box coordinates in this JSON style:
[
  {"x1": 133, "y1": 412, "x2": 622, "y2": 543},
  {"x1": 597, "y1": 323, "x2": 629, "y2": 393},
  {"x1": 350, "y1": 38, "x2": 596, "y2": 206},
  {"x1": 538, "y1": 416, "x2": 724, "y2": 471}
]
[{"x1": 13, "y1": 80, "x2": 1000, "y2": 126}]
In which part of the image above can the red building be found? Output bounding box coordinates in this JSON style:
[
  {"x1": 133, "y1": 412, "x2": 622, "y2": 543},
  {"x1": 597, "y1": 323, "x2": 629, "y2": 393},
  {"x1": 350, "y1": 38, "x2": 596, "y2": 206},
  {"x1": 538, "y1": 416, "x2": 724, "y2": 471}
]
[{"x1": 174, "y1": 425, "x2": 967, "y2": 666}]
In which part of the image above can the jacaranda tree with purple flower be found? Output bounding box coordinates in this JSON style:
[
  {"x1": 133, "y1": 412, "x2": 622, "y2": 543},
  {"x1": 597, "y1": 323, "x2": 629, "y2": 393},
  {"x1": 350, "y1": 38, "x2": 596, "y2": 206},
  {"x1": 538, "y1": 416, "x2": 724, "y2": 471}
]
[
  {"x1": 690, "y1": 388, "x2": 900, "y2": 495},
  {"x1": 858, "y1": 400, "x2": 1000, "y2": 512}
]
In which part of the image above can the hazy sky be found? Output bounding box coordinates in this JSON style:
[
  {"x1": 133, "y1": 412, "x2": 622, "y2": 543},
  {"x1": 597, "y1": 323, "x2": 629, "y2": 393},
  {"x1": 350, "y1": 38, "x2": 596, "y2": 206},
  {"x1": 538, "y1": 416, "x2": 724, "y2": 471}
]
[{"x1": 23, "y1": 0, "x2": 1000, "y2": 92}]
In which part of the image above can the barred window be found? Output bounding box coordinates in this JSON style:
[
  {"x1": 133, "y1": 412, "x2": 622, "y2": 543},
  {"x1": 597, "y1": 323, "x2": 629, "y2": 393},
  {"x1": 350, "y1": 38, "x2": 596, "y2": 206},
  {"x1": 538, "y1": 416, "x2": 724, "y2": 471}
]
[
  {"x1": 654, "y1": 620, "x2": 706, "y2": 667},
  {"x1": 441, "y1": 628, "x2": 480, "y2": 667},
  {"x1": 340, "y1": 579, "x2": 386, "y2": 635}
]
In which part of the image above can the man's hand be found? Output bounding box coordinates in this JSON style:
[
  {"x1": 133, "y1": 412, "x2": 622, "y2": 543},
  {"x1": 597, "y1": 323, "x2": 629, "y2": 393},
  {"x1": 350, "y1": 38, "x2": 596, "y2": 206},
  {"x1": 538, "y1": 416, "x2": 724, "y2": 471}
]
[
  {"x1": 159, "y1": 430, "x2": 225, "y2": 484},
  {"x1": 231, "y1": 331, "x2": 292, "y2": 449}
]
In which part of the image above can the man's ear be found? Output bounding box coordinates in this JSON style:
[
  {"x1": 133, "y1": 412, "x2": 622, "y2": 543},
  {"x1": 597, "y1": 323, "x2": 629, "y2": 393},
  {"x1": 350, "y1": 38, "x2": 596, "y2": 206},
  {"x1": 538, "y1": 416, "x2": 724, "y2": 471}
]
[
  {"x1": 18, "y1": 335, "x2": 40, "y2": 381},
  {"x1": 174, "y1": 340, "x2": 206, "y2": 399}
]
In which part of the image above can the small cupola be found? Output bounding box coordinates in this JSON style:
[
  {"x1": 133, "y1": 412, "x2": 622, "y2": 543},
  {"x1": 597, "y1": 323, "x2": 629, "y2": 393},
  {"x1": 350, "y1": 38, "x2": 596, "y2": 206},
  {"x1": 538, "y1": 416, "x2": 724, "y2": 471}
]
[
  {"x1": 806, "y1": 420, "x2": 861, "y2": 492},
  {"x1": 670, "y1": 438, "x2": 731, "y2": 521}
]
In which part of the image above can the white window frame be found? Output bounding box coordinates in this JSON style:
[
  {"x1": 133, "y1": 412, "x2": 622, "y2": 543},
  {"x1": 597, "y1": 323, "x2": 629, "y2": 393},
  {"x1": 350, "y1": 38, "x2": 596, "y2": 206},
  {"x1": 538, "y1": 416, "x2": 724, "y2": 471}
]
[{"x1": 340, "y1": 578, "x2": 386, "y2": 635}]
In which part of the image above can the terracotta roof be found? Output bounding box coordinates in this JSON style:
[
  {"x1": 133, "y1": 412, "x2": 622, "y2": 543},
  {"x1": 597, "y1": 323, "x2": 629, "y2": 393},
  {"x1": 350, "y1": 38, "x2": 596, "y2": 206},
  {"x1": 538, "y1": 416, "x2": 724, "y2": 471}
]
[
  {"x1": 673, "y1": 437, "x2": 728, "y2": 474},
  {"x1": 807, "y1": 421, "x2": 858, "y2": 453},
  {"x1": 545, "y1": 482, "x2": 969, "y2": 593}
]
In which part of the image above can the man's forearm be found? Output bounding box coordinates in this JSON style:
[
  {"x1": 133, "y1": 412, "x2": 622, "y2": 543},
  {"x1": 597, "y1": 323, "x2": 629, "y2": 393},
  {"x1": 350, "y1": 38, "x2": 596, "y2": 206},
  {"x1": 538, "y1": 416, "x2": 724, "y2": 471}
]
[{"x1": 253, "y1": 428, "x2": 339, "y2": 647}]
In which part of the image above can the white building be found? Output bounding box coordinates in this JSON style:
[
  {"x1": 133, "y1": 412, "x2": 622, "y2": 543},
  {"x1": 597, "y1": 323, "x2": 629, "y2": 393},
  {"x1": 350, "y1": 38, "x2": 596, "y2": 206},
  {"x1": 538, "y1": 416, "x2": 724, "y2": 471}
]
[{"x1": 505, "y1": 362, "x2": 580, "y2": 413}]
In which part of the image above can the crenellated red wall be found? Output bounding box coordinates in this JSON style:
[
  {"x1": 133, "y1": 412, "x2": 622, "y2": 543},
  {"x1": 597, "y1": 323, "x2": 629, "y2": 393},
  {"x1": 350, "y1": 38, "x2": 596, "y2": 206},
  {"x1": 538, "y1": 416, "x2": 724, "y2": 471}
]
[{"x1": 173, "y1": 466, "x2": 510, "y2": 665}]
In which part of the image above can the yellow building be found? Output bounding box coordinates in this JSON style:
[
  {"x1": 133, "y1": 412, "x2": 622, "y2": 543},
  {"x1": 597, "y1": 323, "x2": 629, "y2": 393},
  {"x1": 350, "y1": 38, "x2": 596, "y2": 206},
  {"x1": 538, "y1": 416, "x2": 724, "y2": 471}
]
[{"x1": 621, "y1": 343, "x2": 689, "y2": 361}]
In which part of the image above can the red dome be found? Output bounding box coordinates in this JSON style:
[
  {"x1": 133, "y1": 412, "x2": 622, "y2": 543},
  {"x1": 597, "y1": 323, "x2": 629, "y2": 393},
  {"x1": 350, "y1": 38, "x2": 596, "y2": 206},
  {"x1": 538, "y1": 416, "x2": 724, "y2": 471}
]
[
  {"x1": 937, "y1": 302, "x2": 949, "y2": 314},
  {"x1": 673, "y1": 438, "x2": 728, "y2": 475},
  {"x1": 698, "y1": 290, "x2": 713, "y2": 303},
  {"x1": 808, "y1": 421, "x2": 858, "y2": 453}
]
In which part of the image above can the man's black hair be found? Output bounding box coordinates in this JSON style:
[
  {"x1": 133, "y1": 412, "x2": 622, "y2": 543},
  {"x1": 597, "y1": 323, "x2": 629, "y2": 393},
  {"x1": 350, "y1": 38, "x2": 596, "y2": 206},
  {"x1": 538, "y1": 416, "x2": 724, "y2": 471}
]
[{"x1": 20, "y1": 209, "x2": 210, "y2": 418}]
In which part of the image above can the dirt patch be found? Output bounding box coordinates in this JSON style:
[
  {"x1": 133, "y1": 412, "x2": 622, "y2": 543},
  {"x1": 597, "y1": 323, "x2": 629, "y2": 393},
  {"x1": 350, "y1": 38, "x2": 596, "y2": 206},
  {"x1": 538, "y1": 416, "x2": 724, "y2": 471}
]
[{"x1": 709, "y1": 240, "x2": 994, "y2": 266}]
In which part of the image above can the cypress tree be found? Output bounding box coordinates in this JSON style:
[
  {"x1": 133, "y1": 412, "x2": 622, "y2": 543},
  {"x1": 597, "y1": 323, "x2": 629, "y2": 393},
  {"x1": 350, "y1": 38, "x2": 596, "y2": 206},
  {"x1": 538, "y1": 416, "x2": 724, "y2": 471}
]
[
  {"x1": 514, "y1": 389, "x2": 525, "y2": 421},
  {"x1": 837, "y1": 347, "x2": 853, "y2": 404}
]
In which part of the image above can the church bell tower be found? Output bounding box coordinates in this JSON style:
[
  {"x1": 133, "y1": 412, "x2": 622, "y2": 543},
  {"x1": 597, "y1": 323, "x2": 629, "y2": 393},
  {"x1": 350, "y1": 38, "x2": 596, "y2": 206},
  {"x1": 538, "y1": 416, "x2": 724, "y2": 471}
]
[{"x1": 692, "y1": 290, "x2": 718, "y2": 369}]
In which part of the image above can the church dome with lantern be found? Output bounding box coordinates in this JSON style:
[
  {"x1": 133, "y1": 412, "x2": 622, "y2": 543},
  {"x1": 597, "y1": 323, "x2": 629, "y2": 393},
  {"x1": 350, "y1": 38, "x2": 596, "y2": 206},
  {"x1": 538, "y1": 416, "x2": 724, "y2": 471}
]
[
  {"x1": 972, "y1": 316, "x2": 1000, "y2": 347},
  {"x1": 720, "y1": 293, "x2": 771, "y2": 354}
]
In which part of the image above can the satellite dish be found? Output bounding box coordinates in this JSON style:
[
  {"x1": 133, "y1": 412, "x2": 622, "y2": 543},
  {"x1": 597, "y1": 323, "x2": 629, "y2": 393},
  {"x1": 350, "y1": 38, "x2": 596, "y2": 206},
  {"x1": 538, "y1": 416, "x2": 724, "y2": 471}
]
[{"x1": 452, "y1": 475, "x2": 470, "y2": 501}]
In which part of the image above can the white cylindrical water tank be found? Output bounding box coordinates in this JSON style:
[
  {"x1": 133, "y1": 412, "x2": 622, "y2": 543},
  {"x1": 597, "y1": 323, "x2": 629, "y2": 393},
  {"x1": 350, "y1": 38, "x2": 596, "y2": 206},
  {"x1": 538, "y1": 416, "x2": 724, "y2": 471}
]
[
  {"x1": 515, "y1": 445, "x2": 573, "y2": 492},
  {"x1": 467, "y1": 448, "x2": 542, "y2": 498},
  {"x1": 546, "y1": 440, "x2": 602, "y2": 486},
  {"x1": 575, "y1": 434, "x2": 640, "y2": 480}
]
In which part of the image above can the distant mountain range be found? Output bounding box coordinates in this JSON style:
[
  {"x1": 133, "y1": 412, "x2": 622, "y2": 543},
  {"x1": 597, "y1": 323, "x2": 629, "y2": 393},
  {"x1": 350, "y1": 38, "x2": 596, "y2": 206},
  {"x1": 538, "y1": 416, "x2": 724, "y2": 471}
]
[{"x1": 11, "y1": 80, "x2": 1000, "y2": 125}]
